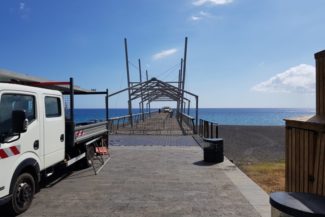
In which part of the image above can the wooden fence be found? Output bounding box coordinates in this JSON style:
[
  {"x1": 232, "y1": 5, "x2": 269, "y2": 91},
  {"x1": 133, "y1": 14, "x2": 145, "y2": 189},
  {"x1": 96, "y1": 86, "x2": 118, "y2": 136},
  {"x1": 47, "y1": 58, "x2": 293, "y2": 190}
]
[
  {"x1": 285, "y1": 122, "x2": 325, "y2": 195},
  {"x1": 285, "y1": 50, "x2": 325, "y2": 196}
]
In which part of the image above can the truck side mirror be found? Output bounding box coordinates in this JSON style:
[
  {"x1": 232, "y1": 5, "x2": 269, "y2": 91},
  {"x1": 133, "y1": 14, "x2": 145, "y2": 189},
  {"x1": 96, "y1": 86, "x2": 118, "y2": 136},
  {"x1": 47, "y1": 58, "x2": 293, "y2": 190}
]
[{"x1": 12, "y1": 110, "x2": 28, "y2": 134}]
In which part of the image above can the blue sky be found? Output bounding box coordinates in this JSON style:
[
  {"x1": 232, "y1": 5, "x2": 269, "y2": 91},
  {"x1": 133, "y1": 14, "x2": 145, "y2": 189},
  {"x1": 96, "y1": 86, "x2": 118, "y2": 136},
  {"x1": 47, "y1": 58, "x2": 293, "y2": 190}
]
[{"x1": 1, "y1": 0, "x2": 324, "y2": 108}]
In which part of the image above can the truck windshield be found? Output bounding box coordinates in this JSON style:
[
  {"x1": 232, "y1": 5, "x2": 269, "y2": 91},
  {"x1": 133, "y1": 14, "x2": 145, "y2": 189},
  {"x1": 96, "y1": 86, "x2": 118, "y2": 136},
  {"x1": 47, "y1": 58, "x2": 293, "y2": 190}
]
[{"x1": 0, "y1": 94, "x2": 35, "y2": 135}]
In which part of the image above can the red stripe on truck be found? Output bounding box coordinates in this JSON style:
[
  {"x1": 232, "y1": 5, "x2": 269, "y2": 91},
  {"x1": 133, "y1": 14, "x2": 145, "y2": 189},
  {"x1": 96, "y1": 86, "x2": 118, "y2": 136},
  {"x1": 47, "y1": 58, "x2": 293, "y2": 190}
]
[
  {"x1": 0, "y1": 149, "x2": 8, "y2": 159},
  {"x1": 10, "y1": 146, "x2": 20, "y2": 155}
]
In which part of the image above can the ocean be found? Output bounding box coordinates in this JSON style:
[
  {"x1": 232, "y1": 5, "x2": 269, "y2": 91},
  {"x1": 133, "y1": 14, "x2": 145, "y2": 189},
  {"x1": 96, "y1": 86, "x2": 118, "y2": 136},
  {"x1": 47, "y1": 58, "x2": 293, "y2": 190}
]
[{"x1": 73, "y1": 108, "x2": 315, "y2": 126}]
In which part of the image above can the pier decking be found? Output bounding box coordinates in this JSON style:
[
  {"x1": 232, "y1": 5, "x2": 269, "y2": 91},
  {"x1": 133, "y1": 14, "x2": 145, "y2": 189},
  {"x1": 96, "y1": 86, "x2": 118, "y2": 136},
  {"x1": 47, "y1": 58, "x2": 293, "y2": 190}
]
[
  {"x1": 111, "y1": 112, "x2": 194, "y2": 135},
  {"x1": 14, "y1": 144, "x2": 269, "y2": 217}
]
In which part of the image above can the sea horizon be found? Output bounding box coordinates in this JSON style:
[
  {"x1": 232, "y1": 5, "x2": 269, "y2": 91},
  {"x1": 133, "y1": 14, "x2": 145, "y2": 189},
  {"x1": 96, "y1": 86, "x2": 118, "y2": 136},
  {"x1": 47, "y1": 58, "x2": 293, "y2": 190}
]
[
  {"x1": 72, "y1": 108, "x2": 315, "y2": 126},
  {"x1": 75, "y1": 107, "x2": 315, "y2": 109}
]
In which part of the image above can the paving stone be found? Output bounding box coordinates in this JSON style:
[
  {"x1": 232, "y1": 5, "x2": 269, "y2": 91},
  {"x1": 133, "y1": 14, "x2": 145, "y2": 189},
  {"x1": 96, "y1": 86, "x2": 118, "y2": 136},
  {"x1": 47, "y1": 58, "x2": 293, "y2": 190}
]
[{"x1": 10, "y1": 146, "x2": 264, "y2": 217}]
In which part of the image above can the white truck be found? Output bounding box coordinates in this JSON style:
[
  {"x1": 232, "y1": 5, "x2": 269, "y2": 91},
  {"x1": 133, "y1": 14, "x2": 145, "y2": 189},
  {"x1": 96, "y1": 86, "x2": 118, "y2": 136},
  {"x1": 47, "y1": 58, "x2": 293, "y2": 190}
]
[{"x1": 0, "y1": 72, "x2": 109, "y2": 214}]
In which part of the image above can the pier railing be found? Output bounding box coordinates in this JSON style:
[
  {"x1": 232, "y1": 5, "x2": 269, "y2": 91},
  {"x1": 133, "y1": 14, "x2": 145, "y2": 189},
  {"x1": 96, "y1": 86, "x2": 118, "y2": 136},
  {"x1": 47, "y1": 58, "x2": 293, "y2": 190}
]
[
  {"x1": 199, "y1": 119, "x2": 218, "y2": 138},
  {"x1": 179, "y1": 112, "x2": 196, "y2": 134},
  {"x1": 108, "y1": 111, "x2": 157, "y2": 132}
]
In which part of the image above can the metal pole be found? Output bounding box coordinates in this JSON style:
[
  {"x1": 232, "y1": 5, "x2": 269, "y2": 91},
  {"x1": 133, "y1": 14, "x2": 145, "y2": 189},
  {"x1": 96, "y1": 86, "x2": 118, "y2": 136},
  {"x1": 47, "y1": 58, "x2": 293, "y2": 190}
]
[
  {"x1": 105, "y1": 89, "x2": 109, "y2": 146},
  {"x1": 138, "y1": 59, "x2": 144, "y2": 121},
  {"x1": 182, "y1": 37, "x2": 188, "y2": 92},
  {"x1": 180, "y1": 37, "x2": 188, "y2": 128},
  {"x1": 124, "y1": 38, "x2": 133, "y2": 127},
  {"x1": 69, "y1": 77, "x2": 74, "y2": 123},
  {"x1": 188, "y1": 100, "x2": 190, "y2": 115},
  {"x1": 195, "y1": 96, "x2": 199, "y2": 134},
  {"x1": 105, "y1": 89, "x2": 109, "y2": 122},
  {"x1": 147, "y1": 103, "x2": 150, "y2": 115},
  {"x1": 177, "y1": 67, "x2": 182, "y2": 118},
  {"x1": 180, "y1": 59, "x2": 184, "y2": 124},
  {"x1": 146, "y1": 70, "x2": 151, "y2": 116}
]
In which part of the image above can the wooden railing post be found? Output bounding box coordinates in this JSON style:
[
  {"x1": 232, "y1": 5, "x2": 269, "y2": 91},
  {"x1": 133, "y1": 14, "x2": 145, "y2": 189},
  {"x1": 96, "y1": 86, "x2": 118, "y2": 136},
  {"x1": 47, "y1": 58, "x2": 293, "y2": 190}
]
[{"x1": 316, "y1": 51, "x2": 325, "y2": 116}]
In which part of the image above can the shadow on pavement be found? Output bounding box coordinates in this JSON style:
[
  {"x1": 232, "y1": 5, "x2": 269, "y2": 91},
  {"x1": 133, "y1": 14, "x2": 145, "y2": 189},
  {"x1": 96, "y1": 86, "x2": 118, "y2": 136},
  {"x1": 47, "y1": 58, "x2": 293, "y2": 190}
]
[{"x1": 193, "y1": 160, "x2": 218, "y2": 166}]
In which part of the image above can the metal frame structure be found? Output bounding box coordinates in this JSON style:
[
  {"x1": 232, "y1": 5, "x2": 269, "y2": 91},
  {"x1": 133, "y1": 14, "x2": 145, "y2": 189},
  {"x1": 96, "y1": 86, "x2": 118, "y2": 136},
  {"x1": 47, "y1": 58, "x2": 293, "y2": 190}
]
[{"x1": 109, "y1": 37, "x2": 199, "y2": 132}]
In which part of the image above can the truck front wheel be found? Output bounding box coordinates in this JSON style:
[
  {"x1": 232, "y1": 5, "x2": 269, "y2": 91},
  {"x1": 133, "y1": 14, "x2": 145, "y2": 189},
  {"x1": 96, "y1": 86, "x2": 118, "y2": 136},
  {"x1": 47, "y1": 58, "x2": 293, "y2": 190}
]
[{"x1": 11, "y1": 173, "x2": 35, "y2": 215}]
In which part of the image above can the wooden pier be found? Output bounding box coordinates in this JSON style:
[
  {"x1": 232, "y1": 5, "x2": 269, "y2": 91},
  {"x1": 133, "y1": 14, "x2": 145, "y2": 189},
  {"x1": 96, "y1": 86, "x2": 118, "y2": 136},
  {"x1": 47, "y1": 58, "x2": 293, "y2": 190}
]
[{"x1": 111, "y1": 112, "x2": 194, "y2": 135}]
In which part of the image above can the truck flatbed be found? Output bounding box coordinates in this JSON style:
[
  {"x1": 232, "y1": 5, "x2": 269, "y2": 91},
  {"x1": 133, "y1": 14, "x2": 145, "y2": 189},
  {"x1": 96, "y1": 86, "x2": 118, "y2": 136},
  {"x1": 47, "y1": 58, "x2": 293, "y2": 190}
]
[{"x1": 75, "y1": 121, "x2": 108, "y2": 144}]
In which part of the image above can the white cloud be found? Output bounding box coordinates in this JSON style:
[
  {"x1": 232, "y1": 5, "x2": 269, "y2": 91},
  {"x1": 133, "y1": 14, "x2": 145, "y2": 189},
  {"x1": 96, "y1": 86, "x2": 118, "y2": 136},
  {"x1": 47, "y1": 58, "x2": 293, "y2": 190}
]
[
  {"x1": 193, "y1": 0, "x2": 233, "y2": 6},
  {"x1": 252, "y1": 64, "x2": 315, "y2": 94},
  {"x1": 191, "y1": 16, "x2": 201, "y2": 21},
  {"x1": 18, "y1": 1, "x2": 31, "y2": 20},
  {"x1": 190, "y1": 11, "x2": 213, "y2": 21},
  {"x1": 19, "y1": 2, "x2": 25, "y2": 10},
  {"x1": 199, "y1": 11, "x2": 209, "y2": 16},
  {"x1": 152, "y1": 48, "x2": 178, "y2": 60}
]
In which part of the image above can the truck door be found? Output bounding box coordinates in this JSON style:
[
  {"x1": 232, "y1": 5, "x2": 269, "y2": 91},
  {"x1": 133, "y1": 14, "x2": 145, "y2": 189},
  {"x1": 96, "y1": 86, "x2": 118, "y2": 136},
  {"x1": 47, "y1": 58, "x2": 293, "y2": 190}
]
[
  {"x1": 43, "y1": 95, "x2": 65, "y2": 168},
  {"x1": 0, "y1": 92, "x2": 43, "y2": 169}
]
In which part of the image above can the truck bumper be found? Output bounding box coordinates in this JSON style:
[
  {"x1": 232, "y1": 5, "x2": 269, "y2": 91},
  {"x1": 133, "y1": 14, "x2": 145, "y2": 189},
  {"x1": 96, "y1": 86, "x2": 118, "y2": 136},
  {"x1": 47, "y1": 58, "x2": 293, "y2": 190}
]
[{"x1": 0, "y1": 194, "x2": 12, "y2": 206}]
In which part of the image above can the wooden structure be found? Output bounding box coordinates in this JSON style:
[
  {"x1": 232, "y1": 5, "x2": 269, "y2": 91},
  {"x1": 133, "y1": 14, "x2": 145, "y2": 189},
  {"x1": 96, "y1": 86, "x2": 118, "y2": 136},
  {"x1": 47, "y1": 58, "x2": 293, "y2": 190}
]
[{"x1": 285, "y1": 50, "x2": 325, "y2": 196}]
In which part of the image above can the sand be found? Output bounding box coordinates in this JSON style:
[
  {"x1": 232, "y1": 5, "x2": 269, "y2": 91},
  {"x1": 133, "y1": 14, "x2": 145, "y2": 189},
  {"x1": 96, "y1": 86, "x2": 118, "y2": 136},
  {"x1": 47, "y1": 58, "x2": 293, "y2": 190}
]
[{"x1": 218, "y1": 125, "x2": 285, "y2": 164}]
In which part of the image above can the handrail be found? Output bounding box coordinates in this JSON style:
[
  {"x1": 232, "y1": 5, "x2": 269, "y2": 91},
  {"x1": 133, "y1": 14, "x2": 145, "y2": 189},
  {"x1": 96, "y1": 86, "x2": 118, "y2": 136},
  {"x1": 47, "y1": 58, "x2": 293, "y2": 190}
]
[
  {"x1": 181, "y1": 113, "x2": 195, "y2": 120},
  {"x1": 199, "y1": 119, "x2": 218, "y2": 126},
  {"x1": 108, "y1": 110, "x2": 158, "y2": 132},
  {"x1": 199, "y1": 119, "x2": 218, "y2": 138},
  {"x1": 75, "y1": 121, "x2": 108, "y2": 131},
  {"x1": 179, "y1": 112, "x2": 196, "y2": 134},
  {"x1": 109, "y1": 114, "x2": 131, "y2": 121}
]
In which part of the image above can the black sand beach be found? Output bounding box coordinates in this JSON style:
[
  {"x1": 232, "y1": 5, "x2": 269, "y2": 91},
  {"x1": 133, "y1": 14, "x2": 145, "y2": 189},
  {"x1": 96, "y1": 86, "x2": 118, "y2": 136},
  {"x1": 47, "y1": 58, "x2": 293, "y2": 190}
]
[{"x1": 219, "y1": 125, "x2": 285, "y2": 164}]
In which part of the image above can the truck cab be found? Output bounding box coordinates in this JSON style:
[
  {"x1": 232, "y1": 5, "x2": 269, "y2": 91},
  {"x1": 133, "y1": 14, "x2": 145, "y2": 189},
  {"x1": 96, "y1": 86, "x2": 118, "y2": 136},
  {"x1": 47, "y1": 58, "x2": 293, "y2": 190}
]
[
  {"x1": 0, "y1": 83, "x2": 65, "y2": 213},
  {"x1": 0, "y1": 72, "x2": 109, "y2": 215}
]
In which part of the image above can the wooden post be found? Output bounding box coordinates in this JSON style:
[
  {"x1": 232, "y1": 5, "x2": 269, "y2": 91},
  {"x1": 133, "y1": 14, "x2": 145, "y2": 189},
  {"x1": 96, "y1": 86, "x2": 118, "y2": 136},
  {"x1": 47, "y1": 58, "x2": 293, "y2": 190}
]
[{"x1": 316, "y1": 51, "x2": 325, "y2": 116}]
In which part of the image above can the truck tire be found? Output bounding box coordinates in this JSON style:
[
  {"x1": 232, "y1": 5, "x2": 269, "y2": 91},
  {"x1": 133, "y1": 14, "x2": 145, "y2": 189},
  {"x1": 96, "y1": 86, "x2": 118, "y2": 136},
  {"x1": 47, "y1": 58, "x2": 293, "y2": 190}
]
[{"x1": 10, "y1": 173, "x2": 35, "y2": 215}]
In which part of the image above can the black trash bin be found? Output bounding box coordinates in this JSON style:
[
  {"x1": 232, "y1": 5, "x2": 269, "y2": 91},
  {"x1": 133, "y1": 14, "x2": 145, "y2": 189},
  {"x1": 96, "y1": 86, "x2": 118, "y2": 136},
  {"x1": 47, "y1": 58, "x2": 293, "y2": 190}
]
[{"x1": 203, "y1": 138, "x2": 224, "y2": 163}]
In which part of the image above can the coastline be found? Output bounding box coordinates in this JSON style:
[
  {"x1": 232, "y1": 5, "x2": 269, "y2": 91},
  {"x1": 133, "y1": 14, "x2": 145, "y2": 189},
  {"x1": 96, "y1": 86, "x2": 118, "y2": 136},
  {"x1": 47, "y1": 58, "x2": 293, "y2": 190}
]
[{"x1": 219, "y1": 125, "x2": 285, "y2": 164}]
